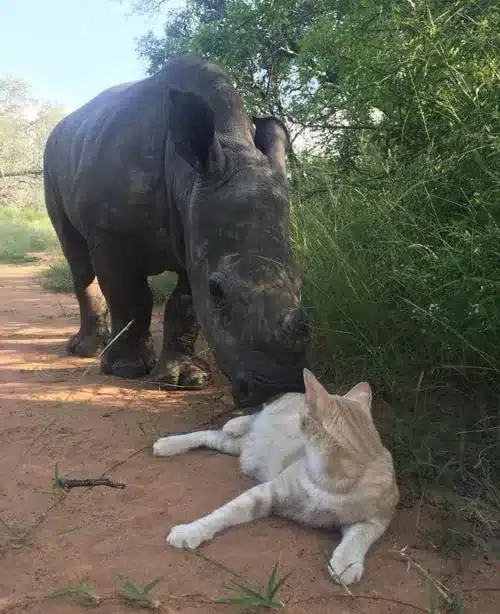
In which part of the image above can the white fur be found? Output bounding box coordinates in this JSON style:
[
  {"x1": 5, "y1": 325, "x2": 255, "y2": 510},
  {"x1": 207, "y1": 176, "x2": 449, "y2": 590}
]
[{"x1": 153, "y1": 391, "x2": 396, "y2": 585}]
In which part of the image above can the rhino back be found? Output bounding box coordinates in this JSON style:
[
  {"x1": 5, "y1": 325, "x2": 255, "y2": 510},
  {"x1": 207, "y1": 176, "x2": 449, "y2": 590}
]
[
  {"x1": 44, "y1": 74, "x2": 174, "y2": 236},
  {"x1": 44, "y1": 56, "x2": 253, "y2": 239}
]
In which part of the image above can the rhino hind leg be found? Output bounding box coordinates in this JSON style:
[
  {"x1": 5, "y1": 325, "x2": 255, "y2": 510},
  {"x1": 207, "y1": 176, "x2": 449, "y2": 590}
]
[
  {"x1": 44, "y1": 182, "x2": 109, "y2": 357},
  {"x1": 89, "y1": 232, "x2": 157, "y2": 379},
  {"x1": 151, "y1": 273, "x2": 211, "y2": 389},
  {"x1": 67, "y1": 276, "x2": 110, "y2": 358},
  {"x1": 66, "y1": 250, "x2": 109, "y2": 358}
]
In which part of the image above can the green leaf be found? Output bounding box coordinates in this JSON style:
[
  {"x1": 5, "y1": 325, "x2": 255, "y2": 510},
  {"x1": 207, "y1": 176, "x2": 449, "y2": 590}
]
[
  {"x1": 269, "y1": 571, "x2": 292, "y2": 599},
  {"x1": 142, "y1": 576, "x2": 163, "y2": 595},
  {"x1": 265, "y1": 561, "x2": 280, "y2": 598},
  {"x1": 225, "y1": 580, "x2": 263, "y2": 599},
  {"x1": 48, "y1": 587, "x2": 73, "y2": 598}
]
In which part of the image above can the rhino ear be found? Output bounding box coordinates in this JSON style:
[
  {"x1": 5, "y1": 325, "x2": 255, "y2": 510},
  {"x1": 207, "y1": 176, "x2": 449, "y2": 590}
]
[
  {"x1": 252, "y1": 116, "x2": 290, "y2": 177},
  {"x1": 169, "y1": 88, "x2": 220, "y2": 171}
]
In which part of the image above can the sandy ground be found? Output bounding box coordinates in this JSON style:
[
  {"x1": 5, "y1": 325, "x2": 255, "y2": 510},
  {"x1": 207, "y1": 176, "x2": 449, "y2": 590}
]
[{"x1": 0, "y1": 262, "x2": 498, "y2": 613}]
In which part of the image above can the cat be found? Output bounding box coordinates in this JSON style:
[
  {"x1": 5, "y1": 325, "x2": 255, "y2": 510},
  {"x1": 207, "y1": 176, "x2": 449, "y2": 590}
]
[{"x1": 153, "y1": 368, "x2": 399, "y2": 585}]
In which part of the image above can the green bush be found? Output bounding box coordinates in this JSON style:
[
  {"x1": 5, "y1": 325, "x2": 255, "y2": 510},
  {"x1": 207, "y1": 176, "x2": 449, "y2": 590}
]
[
  {"x1": 40, "y1": 257, "x2": 176, "y2": 305},
  {"x1": 291, "y1": 159, "x2": 500, "y2": 518},
  {"x1": 292, "y1": 169, "x2": 500, "y2": 393},
  {"x1": 0, "y1": 206, "x2": 58, "y2": 263},
  {"x1": 148, "y1": 271, "x2": 177, "y2": 304},
  {"x1": 40, "y1": 259, "x2": 74, "y2": 292}
]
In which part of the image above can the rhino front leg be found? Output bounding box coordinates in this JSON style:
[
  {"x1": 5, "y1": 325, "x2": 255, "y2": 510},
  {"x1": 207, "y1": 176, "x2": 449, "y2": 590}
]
[
  {"x1": 151, "y1": 273, "x2": 210, "y2": 389},
  {"x1": 90, "y1": 232, "x2": 157, "y2": 379}
]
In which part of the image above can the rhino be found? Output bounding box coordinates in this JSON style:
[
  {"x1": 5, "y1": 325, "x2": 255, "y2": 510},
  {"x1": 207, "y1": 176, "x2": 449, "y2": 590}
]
[{"x1": 43, "y1": 54, "x2": 311, "y2": 408}]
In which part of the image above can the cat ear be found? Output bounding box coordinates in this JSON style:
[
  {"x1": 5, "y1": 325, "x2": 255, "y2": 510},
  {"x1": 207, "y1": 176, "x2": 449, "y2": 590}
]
[
  {"x1": 344, "y1": 382, "x2": 372, "y2": 413},
  {"x1": 303, "y1": 368, "x2": 330, "y2": 411}
]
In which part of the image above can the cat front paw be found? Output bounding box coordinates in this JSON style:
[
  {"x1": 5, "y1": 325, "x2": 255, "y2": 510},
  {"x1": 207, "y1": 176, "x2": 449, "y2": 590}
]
[
  {"x1": 153, "y1": 436, "x2": 189, "y2": 457},
  {"x1": 166, "y1": 523, "x2": 209, "y2": 550},
  {"x1": 222, "y1": 415, "x2": 253, "y2": 437},
  {"x1": 328, "y1": 551, "x2": 364, "y2": 585}
]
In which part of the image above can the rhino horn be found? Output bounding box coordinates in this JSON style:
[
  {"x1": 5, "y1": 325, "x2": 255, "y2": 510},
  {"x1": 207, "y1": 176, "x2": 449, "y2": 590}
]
[{"x1": 252, "y1": 116, "x2": 290, "y2": 177}]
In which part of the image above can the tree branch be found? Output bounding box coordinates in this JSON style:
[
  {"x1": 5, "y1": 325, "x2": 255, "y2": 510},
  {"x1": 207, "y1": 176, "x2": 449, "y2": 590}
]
[{"x1": 0, "y1": 169, "x2": 43, "y2": 178}]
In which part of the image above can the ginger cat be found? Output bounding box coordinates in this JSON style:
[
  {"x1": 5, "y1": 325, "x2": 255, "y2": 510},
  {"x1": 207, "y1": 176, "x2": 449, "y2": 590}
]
[{"x1": 153, "y1": 369, "x2": 399, "y2": 585}]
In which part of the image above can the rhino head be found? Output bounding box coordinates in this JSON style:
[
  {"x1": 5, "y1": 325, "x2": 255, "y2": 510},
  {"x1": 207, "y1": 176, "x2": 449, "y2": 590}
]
[{"x1": 168, "y1": 89, "x2": 311, "y2": 408}]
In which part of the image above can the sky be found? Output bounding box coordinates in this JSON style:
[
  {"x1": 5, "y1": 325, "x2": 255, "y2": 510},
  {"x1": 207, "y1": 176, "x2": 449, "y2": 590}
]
[{"x1": 0, "y1": 0, "x2": 170, "y2": 111}]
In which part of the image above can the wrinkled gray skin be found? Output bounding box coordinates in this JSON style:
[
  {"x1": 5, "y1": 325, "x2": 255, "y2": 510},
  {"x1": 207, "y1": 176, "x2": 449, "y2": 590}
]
[{"x1": 43, "y1": 55, "x2": 310, "y2": 408}]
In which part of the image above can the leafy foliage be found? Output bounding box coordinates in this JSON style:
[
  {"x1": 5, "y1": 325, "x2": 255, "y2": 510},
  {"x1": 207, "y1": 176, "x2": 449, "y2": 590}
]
[
  {"x1": 134, "y1": 1, "x2": 500, "y2": 377},
  {"x1": 0, "y1": 76, "x2": 65, "y2": 216},
  {"x1": 131, "y1": 0, "x2": 500, "y2": 514},
  {"x1": 0, "y1": 76, "x2": 65, "y2": 175},
  {"x1": 0, "y1": 206, "x2": 57, "y2": 263}
]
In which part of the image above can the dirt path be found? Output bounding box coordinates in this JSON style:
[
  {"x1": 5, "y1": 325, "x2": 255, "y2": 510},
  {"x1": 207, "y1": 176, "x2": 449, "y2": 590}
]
[{"x1": 0, "y1": 263, "x2": 498, "y2": 613}]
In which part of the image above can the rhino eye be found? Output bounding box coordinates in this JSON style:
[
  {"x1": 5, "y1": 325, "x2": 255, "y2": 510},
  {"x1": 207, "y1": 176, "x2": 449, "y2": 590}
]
[{"x1": 209, "y1": 277, "x2": 226, "y2": 308}]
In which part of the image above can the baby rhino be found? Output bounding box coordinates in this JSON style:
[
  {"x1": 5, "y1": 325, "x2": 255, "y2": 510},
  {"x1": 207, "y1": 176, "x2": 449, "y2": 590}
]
[{"x1": 153, "y1": 369, "x2": 399, "y2": 585}]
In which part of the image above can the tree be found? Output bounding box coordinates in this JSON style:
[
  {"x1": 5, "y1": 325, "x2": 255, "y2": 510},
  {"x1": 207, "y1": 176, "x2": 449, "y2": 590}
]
[
  {"x1": 135, "y1": 0, "x2": 334, "y2": 145},
  {"x1": 0, "y1": 76, "x2": 65, "y2": 176},
  {"x1": 126, "y1": 0, "x2": 499, "y2": 188}
]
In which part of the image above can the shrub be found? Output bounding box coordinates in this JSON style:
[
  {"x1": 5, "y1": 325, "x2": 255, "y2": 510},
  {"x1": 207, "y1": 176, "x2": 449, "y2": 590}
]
[{"x1": 0, "y1": 206, "x2": 57, "y2": 263}]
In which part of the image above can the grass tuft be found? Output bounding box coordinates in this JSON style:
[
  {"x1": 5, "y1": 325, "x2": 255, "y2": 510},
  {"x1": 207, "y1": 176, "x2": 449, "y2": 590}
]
[
  {"x1": 216, "y1": 561, "x2": 290, "y2": 610},
  {"x1": 40, "y1": 259, "x2": 73, "y2": 292},
  {"x1": 49, "y1": 580, "x2": 101, "y2": 608},
  {"x1": 52, "y1": 463, "x2": 63, "y2": 491},
  {"x1": 117, "y1": 575, "x2": 162, "y2": 610}
]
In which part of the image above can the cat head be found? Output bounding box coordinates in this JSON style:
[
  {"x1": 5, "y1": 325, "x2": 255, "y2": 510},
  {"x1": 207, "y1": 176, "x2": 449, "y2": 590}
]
[{"x1": 300, "y1": 368, "x2": 383, "y2": 458}]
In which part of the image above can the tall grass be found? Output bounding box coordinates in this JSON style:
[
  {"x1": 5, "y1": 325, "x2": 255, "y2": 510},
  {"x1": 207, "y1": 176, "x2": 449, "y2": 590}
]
[
  {"x1": 0, "y1": 199, "x2": 175, "y2": 303},
  {"x1": 292, "y1": 175, "x2": 500, "y2": 394},
  {"x1": 0, "y1": 205, "x2": 58, "y2": 263},
  {"x1": 40, "y1": 257, "x2": 175, "y2": 304},
  {"x1": 291, "y1": 163, "x2": 500, "y2": 545},
  {"x1": 288, "y1": 2, "x2": 500, "y2": 533}
]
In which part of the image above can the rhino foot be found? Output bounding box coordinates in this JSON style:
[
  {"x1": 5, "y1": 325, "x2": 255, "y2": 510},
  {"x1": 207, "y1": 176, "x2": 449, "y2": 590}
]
[
  {"x1": 101, "y1": 335, "x2": 157, "y2": 379},
  {"x1": 150, "y1": 353, "x2": 211, "y2": 389},
  {"x1": 67, "y1": 330, "x2": 109, "y2": 357}
]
